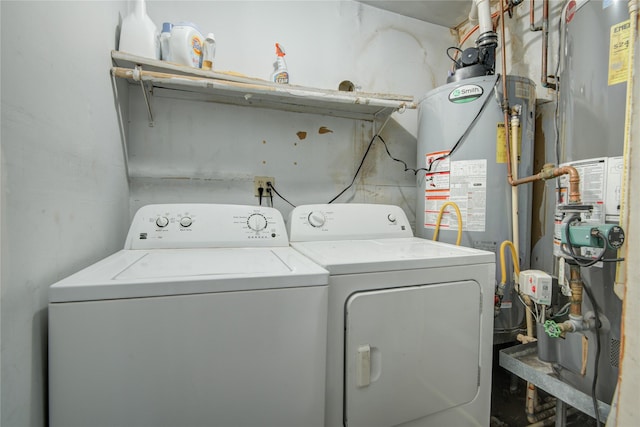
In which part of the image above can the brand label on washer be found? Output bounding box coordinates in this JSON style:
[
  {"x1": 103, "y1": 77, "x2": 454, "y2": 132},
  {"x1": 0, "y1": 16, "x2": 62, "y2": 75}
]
[{"x1": 448, "y1": 84, "x2": 483, "y2": 103}]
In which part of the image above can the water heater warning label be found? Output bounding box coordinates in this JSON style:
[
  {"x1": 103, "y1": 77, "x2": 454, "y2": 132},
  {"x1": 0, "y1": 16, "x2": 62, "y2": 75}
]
[
  {"x1": 424, "y1": 153, "x2": 487, "y2": 232},
  {"x1": 608, "y1": 20, "x2": 630, "y2": 86}
]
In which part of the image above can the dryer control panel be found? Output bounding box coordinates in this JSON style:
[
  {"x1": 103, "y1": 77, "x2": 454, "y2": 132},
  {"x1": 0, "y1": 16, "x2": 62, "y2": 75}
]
[
  {"x1": 288, "y1": 203, "x2": 413, "y2": 242},
  {"x1": 125, "y1": 204, "x2": 289, "y2": 249}
]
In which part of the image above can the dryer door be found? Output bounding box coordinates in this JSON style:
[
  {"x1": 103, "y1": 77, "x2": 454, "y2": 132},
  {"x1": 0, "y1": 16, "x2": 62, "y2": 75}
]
[{"x1": 344, "y1": 281, "x2": 481, "y2": 427}]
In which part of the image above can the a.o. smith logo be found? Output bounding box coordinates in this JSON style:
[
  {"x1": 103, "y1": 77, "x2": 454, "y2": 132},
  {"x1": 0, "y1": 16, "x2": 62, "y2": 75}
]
[{"x1": 448, "y1": 84, "x2": 483, "y2": 103}]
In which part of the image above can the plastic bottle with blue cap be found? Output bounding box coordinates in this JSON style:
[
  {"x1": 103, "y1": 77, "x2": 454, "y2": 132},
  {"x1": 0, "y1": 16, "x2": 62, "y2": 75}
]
[{"x1": 159, "y1": 22, "x2": 172, "y2": 61}]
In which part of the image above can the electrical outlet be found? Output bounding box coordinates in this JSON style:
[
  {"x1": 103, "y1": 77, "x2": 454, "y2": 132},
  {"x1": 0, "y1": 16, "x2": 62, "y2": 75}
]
[{"x1": 254, "y1": 176, "x2": 275, "y2": 197}]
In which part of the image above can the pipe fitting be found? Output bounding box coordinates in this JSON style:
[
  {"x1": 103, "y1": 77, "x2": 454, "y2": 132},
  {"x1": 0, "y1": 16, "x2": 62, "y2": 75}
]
[
  {"x1": 544, "y1": 314, "x2": 596, "y2": 337},
  {"x1": 511, "y1": 104, "x2": 522, "y2": 117},
  {"x1": 568, "y1": 314, "x2": 597, "y2": 332},
  {"x1": 477, "y1": 31, "x2": 499, "y2": 48},
  {"x1": 539, "y1": 163, "x2": 556, "y2": 180},
  {"x1": 535, "y1": 164, "x2": 581, "y2": 203},
  {"x1": 556, "y1": 166, "x2": 581, "y2": 203}
]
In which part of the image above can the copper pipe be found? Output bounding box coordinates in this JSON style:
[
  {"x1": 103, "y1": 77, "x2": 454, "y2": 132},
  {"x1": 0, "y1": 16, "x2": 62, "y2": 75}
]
[
  {"x1": 509, "y1": 164, "x2": 581, "y2": 204},
  {"x1": 512, "y1": 174, "x2": 541, "y2": 186},
  {"x1": 499, "y1": 0, "x2": 513, "y2": 185},
  {"x1": 541, "y1": 0, "x2": 557, "y2": 89},
  {"x1": 569, "y1": 264, "x2": 583, "y2": 317},
  {"x1": 555, "y1": 166, "x2": 581, "y2": 203},
  {"x1": 530, "y1": 0, "x2": 542, "y2": 31}
]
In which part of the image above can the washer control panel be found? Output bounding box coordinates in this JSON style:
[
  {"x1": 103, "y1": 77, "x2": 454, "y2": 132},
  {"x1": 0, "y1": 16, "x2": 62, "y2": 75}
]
[
  {"x1": 287, "y1": 203, "x2": 413, "y2": 242},
  {"x1": 125, "y1": 204, "x2": 289, "y2": 249}
]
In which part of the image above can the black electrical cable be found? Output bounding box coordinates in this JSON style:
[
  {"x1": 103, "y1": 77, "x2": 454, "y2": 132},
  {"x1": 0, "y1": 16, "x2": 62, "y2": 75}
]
[
  {"x1": 266, "y1": 187, "x2": 274, "y2": 207},
  {"x1": 377, "y1": 135, "x2": 423, "y2": 174},
  {"x1": 258, "y1": 186, "x2": 264, "y2": 206},
  {"x1": 327, "y1": 131, "x2": 378, "y2": 203},
  {"x1": 328, "y1": 75, "x2": 500, "y2": 203},
  {"x1": 266, "y1": 182, "x2": 296, "y2": 208},
  {"x1": 446, "y1": 46, "x2": 463, "y2": 68}
]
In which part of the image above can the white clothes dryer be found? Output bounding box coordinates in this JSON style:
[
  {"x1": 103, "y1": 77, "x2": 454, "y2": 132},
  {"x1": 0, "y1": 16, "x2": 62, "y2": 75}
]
[
  {"x1": 288, "y1": 203, "x2": 496, "y2": 427},
  {"x1": 49, "y1": 204, "x2": 329, "y2": 427}
]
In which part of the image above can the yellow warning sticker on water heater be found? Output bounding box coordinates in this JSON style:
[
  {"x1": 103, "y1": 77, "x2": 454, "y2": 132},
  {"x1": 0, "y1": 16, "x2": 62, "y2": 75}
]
[
  {"x1": 608, "y1": 20, "x2": 631, "y2": 86},
  {"x1": 496, "y1": 123, "x2": 522, "y2": 164}
]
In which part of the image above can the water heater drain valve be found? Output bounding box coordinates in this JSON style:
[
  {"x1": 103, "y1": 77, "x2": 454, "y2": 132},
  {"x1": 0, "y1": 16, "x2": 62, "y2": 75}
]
[{"x1": 543, "y1": 314, "x2": 597, "y2": 338}]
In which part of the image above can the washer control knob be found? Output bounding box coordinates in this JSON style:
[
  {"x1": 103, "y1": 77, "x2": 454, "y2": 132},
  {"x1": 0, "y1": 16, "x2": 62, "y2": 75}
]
[
  {"x1": 247, "y1": 213, "x2": 268, "y2": 231},
  {"x1": 387, "y1": 214, "x2": 397, "y2": 223},
  {"x1": 156, "y1": 216, "x2": 169, "y2": 228},
  {"x1": 308, "y1": 212, "x2": 326, "y2": 228},
  {"x1": 179, "y1": 216, "x2": 193, "y2": 227}
]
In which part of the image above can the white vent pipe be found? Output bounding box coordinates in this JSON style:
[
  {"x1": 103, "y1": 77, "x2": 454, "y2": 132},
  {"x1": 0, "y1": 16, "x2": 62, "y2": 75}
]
[{"x1": 474, "y1": 0, "x2": 494, "y2": 37}]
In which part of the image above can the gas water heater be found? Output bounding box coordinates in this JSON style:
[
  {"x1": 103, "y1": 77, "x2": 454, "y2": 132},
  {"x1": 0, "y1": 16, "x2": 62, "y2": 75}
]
[
  {"x1": 531, "y1": 0, "x2": 630, "y2": 406},
  {"x1": 416, "y1": 75, "x2": 536, "y2": 342}
]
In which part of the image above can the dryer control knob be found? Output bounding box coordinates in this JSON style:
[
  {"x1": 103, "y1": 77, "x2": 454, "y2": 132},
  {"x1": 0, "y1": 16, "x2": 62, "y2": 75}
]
[
  {"x1": 308, "y1": 212, "x2": 326, "y2": 228},
  {"x1": 179, "y1": 217, "x2": 193, "y2": 227},
  {"x1": 387, "y1": 214, "x2": 397, "y2": 223},
  {"x1": 247, "y1": 213, "x2": 268, "y2": 231},
  {"x1": 156, "y1": 216, "x2": 169, "y2": 228}
]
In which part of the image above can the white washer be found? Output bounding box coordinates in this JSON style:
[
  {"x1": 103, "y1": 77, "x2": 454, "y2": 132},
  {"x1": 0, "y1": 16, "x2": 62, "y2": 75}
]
[
  {"x1": 49, "y1": 204, "x2": 329, "y2": 427},
  {"x1": 288, "y1": 203, "x2": 496, "y2": 427}
]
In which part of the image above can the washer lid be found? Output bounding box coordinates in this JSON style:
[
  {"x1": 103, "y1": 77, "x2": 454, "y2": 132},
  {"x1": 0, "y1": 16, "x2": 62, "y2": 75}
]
[
  {"x1": 49, "y1": 247, "x2": 328, "y2": 303},
  {"x1": 291, "y1": 237, "x2": 494, "y2": 275}
]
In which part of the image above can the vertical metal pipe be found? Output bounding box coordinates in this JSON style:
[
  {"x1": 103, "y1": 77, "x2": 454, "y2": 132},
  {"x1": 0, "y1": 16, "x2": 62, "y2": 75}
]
[
  {"x1": 569, "y1": 264, "x2": 583, "y2": 317},
  {"x1": 531, "y1": 0, "x2": 542, "y2": 31},
  {"x1": 541, "y1": 0, "x2": 557, "y2": 89}
]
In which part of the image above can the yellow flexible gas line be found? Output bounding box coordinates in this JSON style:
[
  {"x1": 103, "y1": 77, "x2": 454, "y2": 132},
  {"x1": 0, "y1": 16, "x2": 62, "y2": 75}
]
[
  {"x1": 500, "y1": 240, "x2": 521, "y2": 284},
  {"x1": 432, "y1": 201, "x2": 463, "y2": 246}
]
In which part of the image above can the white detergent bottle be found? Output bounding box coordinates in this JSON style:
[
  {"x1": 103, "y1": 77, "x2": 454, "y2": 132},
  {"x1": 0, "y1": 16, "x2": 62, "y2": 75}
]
[
  {"x1": 271, "y1": 43, "x2": 289, "y2": 84},
  {"x1": 169, "y1": 22, "x2": 204, "y2": 68},
  {"x1": 119, "y1": 0, "x2": 159, "y2": 59}
]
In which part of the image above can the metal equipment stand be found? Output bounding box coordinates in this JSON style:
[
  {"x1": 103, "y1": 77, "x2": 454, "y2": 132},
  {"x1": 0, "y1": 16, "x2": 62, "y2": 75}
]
[{"x1": 499, "y1": 343, "x2": 611, "y2": 426}]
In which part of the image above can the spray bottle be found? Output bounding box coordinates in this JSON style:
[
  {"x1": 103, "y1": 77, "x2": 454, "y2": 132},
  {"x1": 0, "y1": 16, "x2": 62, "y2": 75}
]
[{"x1": 271, "y1": 43, "x2": 289, "y2": 84}]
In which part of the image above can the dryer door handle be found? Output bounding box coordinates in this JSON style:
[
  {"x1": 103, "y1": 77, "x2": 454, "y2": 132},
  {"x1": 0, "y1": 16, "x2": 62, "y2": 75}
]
[{"x1": 356, "y1": 345, "x2": 371, "y2": 387}]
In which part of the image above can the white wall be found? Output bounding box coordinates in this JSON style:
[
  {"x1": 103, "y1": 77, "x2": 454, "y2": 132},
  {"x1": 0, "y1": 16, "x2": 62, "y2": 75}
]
[
  {"x1": 0, "y1": 1, "x2": 130, "y2": 425},
  {"x1": 129, "y1": 1, "x2": 456, "y2": 223}
]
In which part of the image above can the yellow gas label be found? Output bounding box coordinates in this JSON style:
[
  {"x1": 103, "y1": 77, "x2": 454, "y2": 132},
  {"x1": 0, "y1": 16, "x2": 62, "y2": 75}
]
[
  {"x1": 608, "y1": 20, "x2": 631, "y2": 86},
  {"x1": 496, "y1": 123, "x2": 522, "y2": 164}
]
